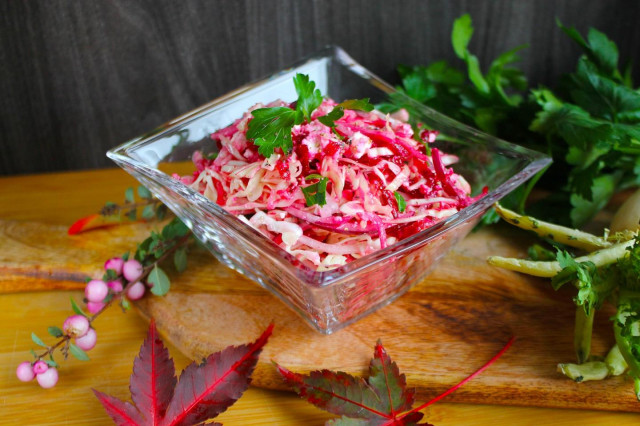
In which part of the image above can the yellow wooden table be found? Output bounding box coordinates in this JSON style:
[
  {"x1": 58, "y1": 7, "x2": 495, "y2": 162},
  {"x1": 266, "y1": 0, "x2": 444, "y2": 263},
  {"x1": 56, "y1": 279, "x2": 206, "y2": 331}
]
[{"x1": 1, "y1": 168, "x2": 639, "y2": 425}]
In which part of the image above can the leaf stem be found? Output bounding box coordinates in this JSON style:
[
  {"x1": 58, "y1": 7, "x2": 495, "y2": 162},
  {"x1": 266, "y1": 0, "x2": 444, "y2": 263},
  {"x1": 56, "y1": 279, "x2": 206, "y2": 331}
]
[
  {"x1": 574, "y1": 305, "x2": 594, "y2": 363},
  {"x1": 393, "y1": 336, "x2": 515, "y2": 422}
]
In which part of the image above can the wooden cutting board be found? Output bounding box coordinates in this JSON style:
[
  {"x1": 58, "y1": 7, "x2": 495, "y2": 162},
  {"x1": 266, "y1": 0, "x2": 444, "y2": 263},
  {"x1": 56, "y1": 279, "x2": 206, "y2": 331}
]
[{"x1": 1, "y1": 218, "x2": 639, "y2": 413}]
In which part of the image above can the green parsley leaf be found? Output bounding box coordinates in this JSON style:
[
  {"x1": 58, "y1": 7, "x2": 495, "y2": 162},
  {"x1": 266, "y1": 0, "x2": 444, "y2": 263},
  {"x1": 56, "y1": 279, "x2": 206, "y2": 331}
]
[
  {"x1": 301, "y1": 176, "x2": 329, "y2": 207},
  {"x1": 452, "y1": 14, "x2": 473, "y2": 59},
  {"x1": 293, "y1": 73, "x2": 323, "y2": 122},
  {"x1": 317, "y1": 107, "x2": 345, "y2": 129},
  {"x1": 246, "y1": 107, "x2": 299, "y2": 157},
  {"x1": 452, "y1": 14, "x2": 490, "y2": 94},
  {"x1": 394, "y1": 192, "x2": 406, "y2": 213},
  {"x1": 557, "y1": 19, "x2": 620, "y2": 79},
  {"x1": 318, "y1": 98, "x2": 374, "y2": 139}
]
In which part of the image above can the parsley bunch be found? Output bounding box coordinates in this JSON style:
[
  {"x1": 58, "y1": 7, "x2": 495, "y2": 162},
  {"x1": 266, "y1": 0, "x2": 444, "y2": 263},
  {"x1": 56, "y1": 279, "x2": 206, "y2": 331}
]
[
  {"x1": 530, "y1": 21, "x2": 640, "y2": 227},
  {"x1": 392, "y1": 14, "x2": 640, "y2": 228}
]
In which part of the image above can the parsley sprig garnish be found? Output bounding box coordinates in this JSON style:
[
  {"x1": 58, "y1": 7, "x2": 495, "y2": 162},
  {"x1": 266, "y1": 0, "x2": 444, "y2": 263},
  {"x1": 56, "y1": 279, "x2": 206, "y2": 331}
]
[{"x1": 246, "y1": 73, "x2": 374, "y2": 158}]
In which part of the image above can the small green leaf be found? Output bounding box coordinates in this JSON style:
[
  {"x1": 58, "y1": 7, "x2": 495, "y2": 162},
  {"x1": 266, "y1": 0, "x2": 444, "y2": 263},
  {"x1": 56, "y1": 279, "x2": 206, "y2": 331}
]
[
  {"x1": 174, "y1": 248, "x2": 188, "y2": 273},
  {"x1": 69, "y1": 343, "x2": 90, "y2": 361},
  {"x1": 155, "y1": 204, "x2": 168, "y2": 220},
  {"x1": 47, "y1": 326, "x2": 63, "y2": 338},
  {"x1": 337, "y1": 98, "x2": 374, "y2": 112},
  {"x1": 148, "y1": 266, "x2": 171, "y2": 296},
  {"x1": 318, "y1": 107, "x2": 345, "y2": 129},
  {"x1": 31, "y1": 332, "x2": 47, "y2": 348},
  {"x1": 142, "y1": 204, "x2": 155, "y2": 220},
  {"x1": 121, "y1": 298, "x2": 131, "y2": 310},
  {"x1": 301, "y1": 177, "x2": 329, "y2": 207},
  {"x1": 394, "y1": 192, "x2": 407, "y2": 213},
  {"x1": 137, "y1": 185, "x2": 152, "y2": 199},
  {"x1": 70, "y1": 297, "x2": 88, "y2": 318},
  {"x1": 30, "y1": 349, "x2": 38, "y2": 359},
  {"x1": 161, "y1": 218, "x2": 190, "y2": 240},
  {"x1": 124, "y1": 187, "x2": 135, "y2": 203},
  {"x1": 122, "y1": 252, "x2": 130, "y2": 261},
  {"x1": 126, "y1": 210, "x2": 137, "y2": 221},
  {"x1": 45, "y1": 359, "x2": 59, "y2": 368},
  {"x1": 294, "y1": 73, "x2": 323, "y2": 122},
  {"x1": 305, "y1": 174, "x2": 324, "y2": 180},
  {"x1": 452, "y1": 14, "x2": 473, "y2": 59},
  {"x1": 103, "y1": 268, "x2": 118, "y2": 282}
]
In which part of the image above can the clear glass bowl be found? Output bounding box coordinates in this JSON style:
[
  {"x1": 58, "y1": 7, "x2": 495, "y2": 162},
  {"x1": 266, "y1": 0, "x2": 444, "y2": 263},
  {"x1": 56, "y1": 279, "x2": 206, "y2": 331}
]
[{"x1": 108, "y1": 46, "x2": 551, "y2": 334}]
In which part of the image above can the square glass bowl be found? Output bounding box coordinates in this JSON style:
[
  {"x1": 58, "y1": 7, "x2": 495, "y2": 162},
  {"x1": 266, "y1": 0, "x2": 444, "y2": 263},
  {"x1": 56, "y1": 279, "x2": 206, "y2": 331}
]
[{"x1": 108, "y1": 46, "x2": 550, "y2": 334}]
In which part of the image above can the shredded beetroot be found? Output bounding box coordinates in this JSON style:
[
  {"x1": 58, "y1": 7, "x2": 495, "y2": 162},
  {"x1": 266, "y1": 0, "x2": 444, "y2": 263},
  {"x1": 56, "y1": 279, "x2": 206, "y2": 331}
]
[{"x1": 182, "y1": 99, "x2": 480, "y2": 270}]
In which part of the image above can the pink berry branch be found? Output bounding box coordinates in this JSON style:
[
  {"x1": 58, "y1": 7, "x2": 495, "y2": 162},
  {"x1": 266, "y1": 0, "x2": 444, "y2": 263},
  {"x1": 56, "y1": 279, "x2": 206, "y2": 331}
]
[{"x1": 16, "y1": 217, "x2": 192, "y2": 389}]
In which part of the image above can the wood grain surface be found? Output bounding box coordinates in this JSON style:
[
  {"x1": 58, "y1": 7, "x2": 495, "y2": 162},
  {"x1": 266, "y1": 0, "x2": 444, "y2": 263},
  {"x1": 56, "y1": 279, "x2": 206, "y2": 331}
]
[
  {"x1": 2, "y1": 215, "x2": 640, "y2": 413},
  {"x1": 3, "y1": 168, "x2": 640, "y2": 424},
  {"x1": 3, "y1": 0, "x2": 640, "y2": 175}
]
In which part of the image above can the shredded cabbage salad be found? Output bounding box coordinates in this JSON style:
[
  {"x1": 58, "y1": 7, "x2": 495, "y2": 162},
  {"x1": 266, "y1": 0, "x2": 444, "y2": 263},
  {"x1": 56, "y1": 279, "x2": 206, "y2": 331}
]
[{"x1": 177, "y1": 90, "x2": 483, "y2": 270}]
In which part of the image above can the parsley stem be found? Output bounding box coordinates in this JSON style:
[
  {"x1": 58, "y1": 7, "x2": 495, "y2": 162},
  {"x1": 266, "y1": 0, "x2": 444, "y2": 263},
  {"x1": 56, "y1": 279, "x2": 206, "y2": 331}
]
[{"x1": 574, "y1": 306, "x2": 594, "y2": 364}]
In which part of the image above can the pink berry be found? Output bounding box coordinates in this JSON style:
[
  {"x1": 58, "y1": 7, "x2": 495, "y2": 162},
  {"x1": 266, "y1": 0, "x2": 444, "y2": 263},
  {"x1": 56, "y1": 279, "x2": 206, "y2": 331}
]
[
  {"x1": 33, "y1": 360, "x2": 48, "y2": 375},
  {"x1": 16, "y1": 361, "x2": 35, "y2": 382},
  {"x1": 85, "y1": 279, "x2": 108, "y2": 303},
  {"x1": 107, "y1": 280, "x2": 123, "y2": 293},
  {"x1": 104, "y1": 257, "x2": 124, "y2": 275},
  {"x1": 63, "y1": 315, "x2": 90, "y2": 338},
  {"x1": 36, "y1": 367, "x2": 58, "y2": 389},
  {"x1": 126, "y1": 281, "x2": 146, "y2": 300},
  {"x1": 122, "y1": 260, "x2": 143, "y2": 282},
  {"x1": 87, "y1": 301, "x2": 105, "y2": 314},
  {"x1": 75, "y1": 328, "x2": 97, "y2": 351}
]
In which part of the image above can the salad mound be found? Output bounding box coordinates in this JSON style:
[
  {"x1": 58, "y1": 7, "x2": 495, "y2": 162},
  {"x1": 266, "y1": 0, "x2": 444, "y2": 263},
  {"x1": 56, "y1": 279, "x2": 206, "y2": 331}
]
[{"x1": 178, "y1": 77, "x2": 481, "y2": 270}]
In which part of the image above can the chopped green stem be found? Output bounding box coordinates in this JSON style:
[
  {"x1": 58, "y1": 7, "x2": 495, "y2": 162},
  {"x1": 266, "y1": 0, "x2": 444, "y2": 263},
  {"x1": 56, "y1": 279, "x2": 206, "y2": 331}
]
[
  {"x1": 488, "y1": 238, "x2": 636, "y2": 277},
  {"x1": 605, "y1": 344, "x2": 628, "y2": 376},
  {"x1": 557, "y1": 361, "x2": 609, "y2": 382},
  {"x1": 494, "y1": 203, "x2": 611, "y2": 252},
  {"x1": 574, "y1": 306, "x2": 594, "y2": 364}
]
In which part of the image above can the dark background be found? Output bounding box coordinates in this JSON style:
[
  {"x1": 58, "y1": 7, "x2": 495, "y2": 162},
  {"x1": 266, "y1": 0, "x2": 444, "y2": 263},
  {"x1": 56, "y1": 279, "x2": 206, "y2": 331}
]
[{"x1": 3, "y1": 0, "x2": 640, "y2": 176}]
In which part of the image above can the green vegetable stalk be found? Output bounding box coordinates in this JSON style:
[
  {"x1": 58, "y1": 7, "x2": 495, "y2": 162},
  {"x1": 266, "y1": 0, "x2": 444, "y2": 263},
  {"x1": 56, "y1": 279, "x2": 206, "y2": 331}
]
[{"x1": 488, "y1": 204, "x2": 640, "y2": 399}]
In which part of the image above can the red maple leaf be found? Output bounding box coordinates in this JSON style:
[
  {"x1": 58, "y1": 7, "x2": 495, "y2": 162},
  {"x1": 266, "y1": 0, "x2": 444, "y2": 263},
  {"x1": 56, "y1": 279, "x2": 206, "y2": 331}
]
[
  {"x1": 94, "y1": 319, "x2": 273, "y2": 425},
  {"x1": 277, "y1": 337, "x2": 514, "y2": 425}
]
